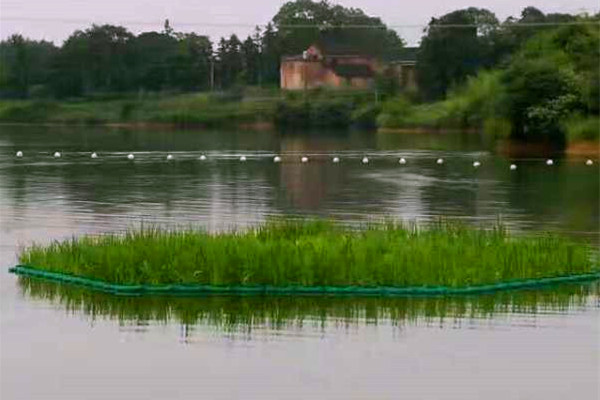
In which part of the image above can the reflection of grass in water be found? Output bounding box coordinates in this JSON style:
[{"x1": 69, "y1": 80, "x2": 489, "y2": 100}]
[
  {"x1": 18, "y1": 220, "x2": 599, "y2": 288},
  {"x1": 19, "y1": 277, "x2": 598, "y2": 333}
]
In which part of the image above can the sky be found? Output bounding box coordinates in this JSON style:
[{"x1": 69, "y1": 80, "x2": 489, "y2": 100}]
[{"x1": 1, "y1": 0, "x2": 598, "y2": 46}]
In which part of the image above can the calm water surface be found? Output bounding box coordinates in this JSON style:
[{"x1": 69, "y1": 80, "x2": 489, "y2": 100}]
[{"x1": 1, "y1": 126, "x2": 598, "y2": 399}]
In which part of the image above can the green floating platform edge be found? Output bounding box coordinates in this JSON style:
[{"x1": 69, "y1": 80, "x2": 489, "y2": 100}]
[{"x1": 9, "y1": 265, "x2": 600, "y2": 297}]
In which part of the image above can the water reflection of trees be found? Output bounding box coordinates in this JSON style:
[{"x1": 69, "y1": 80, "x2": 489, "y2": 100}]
[{"x1": 19, "y1": 278, "x2": 598, "y2": 336}]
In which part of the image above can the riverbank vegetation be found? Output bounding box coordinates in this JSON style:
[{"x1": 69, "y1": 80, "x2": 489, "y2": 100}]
[
  {"x1": 378, "y1": 10, "x2": 599, "y2": 146},
  {"x1": 1, "y1": 2, "x2": 598, "y2": 145},
  {"x1": 18, "y1": 220, "x2": 598, "y2": 288}
]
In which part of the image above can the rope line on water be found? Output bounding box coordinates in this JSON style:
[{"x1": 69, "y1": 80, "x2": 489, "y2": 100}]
[{"x1": 9, "y1": 265, "x2": 600, "y2": 297}]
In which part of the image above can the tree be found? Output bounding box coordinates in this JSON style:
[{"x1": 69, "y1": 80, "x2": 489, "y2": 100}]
[
  {"x1": 502, "y1": 19, "x2": 598, "y2": 142},
  {"x1": 132, "y1": 31, "x2": 178, "y2": 91},
  {"x1": 260, "y1": 23, "x2": 282, "y2": 85},
  {"x1": 241, "y1": 34, "x2": 261, "y2": 85},
  {"x1": 173, "y1": 33, "x2": 213, "y2": 91},
  {"x1": 416, "y1": 8, "x2": 499, "y2": 100},
  {"x1": 272, "y1": 0, "x2": 404, "y2": 59},
  {"x1": 216, "y1": 35, "x2": 244, "y2": 89},
  {"x1": 51, "y1": 25, "x2": 135, "y2": 96},
  {"x1": 0, "y1": 35, "x2": 57, "y2": 97},
  {"x1": 492, "y1": 7, "x2": 576, "y2": 64}
]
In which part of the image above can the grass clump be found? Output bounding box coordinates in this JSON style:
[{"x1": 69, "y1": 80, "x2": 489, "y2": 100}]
[
  {"x1": 18, "y1": 220, "x2": 598, "y2": 287},
  {"x1": 563, "y1": 114, "x2": 600, "y2": 142}
]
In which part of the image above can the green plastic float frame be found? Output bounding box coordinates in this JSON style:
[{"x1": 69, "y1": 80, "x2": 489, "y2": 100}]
[{"x1": 9, "y1": 265, "x2": 600, "y2": 297}]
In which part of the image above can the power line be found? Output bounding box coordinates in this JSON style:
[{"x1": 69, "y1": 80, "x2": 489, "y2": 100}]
[{"x1": 1, "y1": 16, "x2": 598, "y2": 29}]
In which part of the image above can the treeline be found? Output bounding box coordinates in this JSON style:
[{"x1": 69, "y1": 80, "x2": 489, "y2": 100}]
[
  {"x1": 0, "y1": 1, "x2": 598, "y2": 143},
  {"x1": 0, "y1": 0, "x2": 404, "y2": 98},
  {"x1": 416, "y1": 6, "x2": 594, "y2": 100},
  {"x1": 378, "y1": 7, "x2": 599, "y2": 144}
]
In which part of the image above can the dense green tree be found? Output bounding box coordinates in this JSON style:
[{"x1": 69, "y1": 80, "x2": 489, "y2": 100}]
[
  {"x1": 272, "y1": 0, "x2": 404, "y2": 59},
  {"x1": 172, "y1": 33, "x2": 213, "y2": 91},
  {"x1": 241, "y1": 32, "x2": 261, "y2": 85},
  {"x1": 51, "y1": 25, "x2": 136, "y2": 96},
  {"x1": 259, "y1": 23, "x2": 282, "y2": 85},
  {"x1": 132, "y1": 32, "x2": 178, "y2": 91},
  {"x1": 216, "y1": 35, "x2": 244, "y2": 89},
  {"x1": 502, "y1": 19, "x2": 598, "y2": 142},
  {"x1": 491, "y1": 7, "x2": 576, "y2": 65},
  {"x1": 0, "y1": 35, "x2": 57, "y2": 97},
  {"x1": 417, "y1": 8, "x2": 500, "y2": 100}
]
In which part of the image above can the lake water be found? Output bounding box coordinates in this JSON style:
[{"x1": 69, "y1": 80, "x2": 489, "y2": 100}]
[{"x1": 1, "y1": 126, "x2": 598, "y2": 399}]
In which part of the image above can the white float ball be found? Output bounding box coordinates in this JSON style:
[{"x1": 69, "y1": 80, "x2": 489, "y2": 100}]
[
  {"x1": 199, "y1": 155, "x2": 207, "y2": 161},
  {"x1": 301, "y1": 156, "x2": 308, "y2": 163},
  {"x1": 273, "y1": 156, "x2": 281, "y2": 163},
  {"x1": 473, "y1": 161, "x2": 481, "y2": 168},
  {"x1": 127, "y1": 153, "x2": 134, "y2": 160},
  {"x1": 166, "y1": 154, "x2": 173, "y2": 161},
  {"x1": 436, "y1": 158, "x2": 444, "y2": 165},
  {"x1": 91, "y1": 152, "x2": 98, "y2": 159},
  {"x1": 399, "y1": 158, "x2": 406, "y2": 164},
  {"x1": 16, "y1": 151, "x2": 23, "y2": 158},
  {"x1": 53, "y1": 151, "x2": 61, "y2": 158},
  {"x1": 510, "y1": 164, "x2": 517, "y2": 171},
  {"x1": 332, "y1": 157, "x2": 340, "y2": 163},
  {"x1": 362, "y1": 157, "x2": 369, "y2": 164},
  {"x1": 546, "y1": 159, "x2": 554, "y2": 166},
  {"x1": 586, "y1": 159, "x2": 593, "y2": 166},
  {"x1": 240, "y1": 156, "x2": 247, "y2": 162}
]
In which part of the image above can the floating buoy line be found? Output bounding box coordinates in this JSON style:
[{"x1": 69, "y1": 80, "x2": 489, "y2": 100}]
[{"x1": 9, "y1": 152, "x2": 598, "y2": 170}]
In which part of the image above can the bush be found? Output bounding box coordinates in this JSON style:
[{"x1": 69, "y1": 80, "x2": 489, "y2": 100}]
[
  {"x1": 274, "y1": 98, "x2": 353, "y2": 128},
  {"x1": 563, "y1": 115, "x2": 600, "y2": 141},
  {"x1": 351, "y1": 103, "x2": 381, "y2": 128},
  {"x1": 0, "y1": 100, "x2": 59, "y2": 122},
  {"x1": 119, "y1": 102, "x2": 136, "y2": 121},
  {"x1": 483, "y1": 117, "x2": 511, "y2": 138}
]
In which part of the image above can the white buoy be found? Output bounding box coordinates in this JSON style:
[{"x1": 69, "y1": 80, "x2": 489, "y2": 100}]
[
  {"x1": 586, "y1": 159, "x2": 593, "y2": 166},
  {"x1": 240, "y1": 156, "x2": 247, "y2": 162},
  {"x1": 273, "y1": 156, "x2": 281, "y2": 163},
  {"x1": 91, "y1": 152, "x2": 98, "y2": 159},
  {"x1": 332, "y1": 157, "x2": 340, "y2": 163},
  {"x1": 510, "y1": 164, "x2": 517, "y2": 171},
  {"x1": 473, "y1": 161, "x2": 481, "y2": 168},
  {"x1": 436, "y1": 158, "x2": 444, "y2": 165},
  {"x1": 301, "y1": 156, "x2": 308, "y2": 163},
  {"x1": 546, "y1": 159, "x2": 554, "y2": 166},
  {"x1": 127, "y1": 153, "x2": 134, "y2": 160},
  {"x1": 362, "y1": 157, "x2": 369, "y2": 164},
  {"x1": 399, "y1": 158, "x2": 406, "y2": 164},
  {"x1": 199, "y1": 155, "x2": 207, "y2": 161},
  {"x1": 166, "y1": 154, "x2": 173, "y2": 161},
  {"x1": 15, "y1": 151, "x2": 23, "y2": 158},
  {"x1": 53, "y1": 151, "x2": 61, "y2": 158}
]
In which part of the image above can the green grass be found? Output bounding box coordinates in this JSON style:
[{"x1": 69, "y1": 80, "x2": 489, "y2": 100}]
[
  {"x1": 0, "y1": 92, "x2": 279, "y2": 126},
  {"x1": 0, "y1": 88, "x2": 376, "y2": 127},
  {"x1": 377, "y1": 70, "x2": 507, "y2": 131},
  {"x1": 563, "y1": 115, "x2": 600, "y2": 142},
  {"x1": 18, "y1": 220, "x2": 599, "y2": 288}
]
